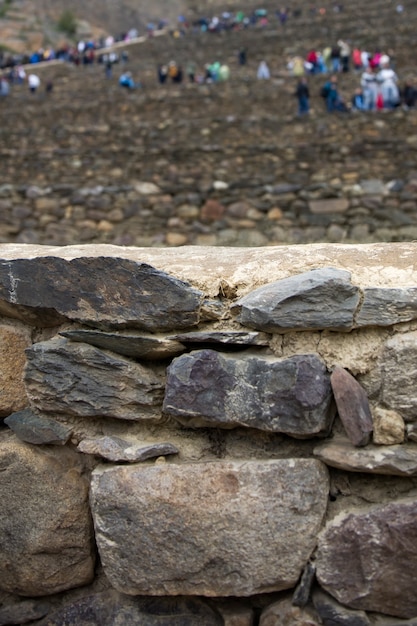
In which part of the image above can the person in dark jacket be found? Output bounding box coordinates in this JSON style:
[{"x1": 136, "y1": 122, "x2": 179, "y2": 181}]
[{"x1": 295, "y1": 77, "x2": 310, "y2": 114}]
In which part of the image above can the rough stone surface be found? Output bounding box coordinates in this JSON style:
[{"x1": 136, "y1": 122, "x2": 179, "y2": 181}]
[
  {"x1": 372, "y1": 616, "x2": 417, "y2": 625},
  {"x1": 36, "y1": 592, "x2": 222, "y2": 626},
  {"x1": 407, "y1": 424, "x2": 417, "y2": 442},
  {"x1": 318, "y1": 328, "x2": 387, "y2": 376},
  {"x1": 292, "y1": 562, "x2": 316, "y2": 607},
  {"x1": 0, "y1": 323, "x2": 31, "y2": 418},
  {"x1": 0, "y1": 600, "x2": 50, "y2": 625},
  {"x1": 77, "y1": 436, "x2": 179, "y2": 462},
  {"x1": 316, "y1": 498, "x2": 417, "y2": 618},
  {"x1": 309, "y1": 199, "x2": 349, "y2": 214},
  {"x1": 167, "y1": 330, "x2": 271, "y2": 347},
  {"x1": 259, "y1": 597, "x2": 319, "y2": 626},
  {"x1": 214, "y1": 601, "x2": 254, "y2": 626},
  {"x1": 232, "y1": 268, "x2": 360, "y2": 332},
  {"x1": 0, "y1": 257, "x2": 204, "y2": 331},
  {"x1": 60, "y1": 330, "x2": 186, "y2": 360},
  {"x1": 25, "y1": 337, "x2": 165, "y2": 420},
  {"x1": 91, "y1": 459, "x2": 329, "y2": 596},
  {"x1": 0, "y1": 432, "x2": 94, "y2": 596},
  {"x1": 331, "y1": 367, "x2": 373, "y2": 446},
  {"x1": 0, "y1": 244, "x2": 416, "y2": 300},
  {"x1": 314, "y1": 438, "x2": 417, "y2": 475},
  {"x1": 356, "y1": 288, "x2": 417, "y2": 327},
  {"x1": 372, "y1": 407, "x2": 405, "y2": 445},
  {"x1": 380, "y1": 332, "x2": 417, "y2": 421},
  {"x1": 4, "y1": 409, "x2": 73, "y2": 445},
  {"x1": 312, "y1": 589, "x2": 371, "y2": 626},
  {"x1": 163, "y1": 350, "x2": 335, "y2": 436}
]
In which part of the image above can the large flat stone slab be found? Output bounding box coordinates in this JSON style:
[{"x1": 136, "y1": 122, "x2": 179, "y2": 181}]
[
  {"x1": 232, "y1": 268, "x2": 360, "y2": 332},
  {"x1": 25, "y1": 337, "x2": 165, "y2": 420},
  {"x1": 91, "y1": 459, "x2": 329, "y2": 597},
  {"x1": 356, "y1": 288, "x2": 417, "y2": 327},
  {"x1": 316, "y1": 498, "x2": 417, "y2": 618},
  {"x1": 0, "y1": 257, "x2": 204, "y2": 331},
  {"x1": 163, "y1": 350, "x2": 335, "y2": 436},
  {"x1": 314, "y1": 438, "x2": 417, "y2": 476},
  {"x1": 167, "y1": 330, "x2": 271, "y2": 347},
  {"x1": 0, "y1": 432, "x2": 94, "y2": 596},
  {"x1": 77, "y1": 436, "x2": 179, "y2": 462},
  {"x1": 60, "y1": 330, "x2": 186, "y2": 360}
]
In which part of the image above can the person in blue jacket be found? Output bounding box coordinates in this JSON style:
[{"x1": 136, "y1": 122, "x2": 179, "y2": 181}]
[{"x1": 119, "y1": 71, "x2": 140, "y2": 89}]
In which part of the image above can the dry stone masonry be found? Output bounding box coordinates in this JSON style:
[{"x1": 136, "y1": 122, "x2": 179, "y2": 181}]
[
  {"x1": 2, "y1": 243, "x2": 417, "y2": 625},
  {"x1": 4, "y1": 176, "x2": 417, "y2": 248}
]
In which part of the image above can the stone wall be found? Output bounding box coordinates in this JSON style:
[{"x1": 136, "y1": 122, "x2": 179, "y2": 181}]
[
  {"x1": 2, "y1": 243, "x2": 417, "y2": 625},
  {"x1": 2, "y1": 173, "x2": 417, "y2": 248}
]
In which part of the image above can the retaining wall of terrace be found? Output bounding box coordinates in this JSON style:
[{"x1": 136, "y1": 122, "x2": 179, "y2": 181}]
[{"x1": 1, "y1": 243, "x2": 417, "y2": 625}]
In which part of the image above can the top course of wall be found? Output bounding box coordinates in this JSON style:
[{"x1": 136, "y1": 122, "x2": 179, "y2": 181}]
[{"x1": 1, "y1": 242, "x2": 416, "y2": 296}]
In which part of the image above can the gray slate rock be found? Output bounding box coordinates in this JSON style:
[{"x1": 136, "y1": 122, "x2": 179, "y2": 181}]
[
  {"x1": 25, "y1": 338, "x2": 165, "y2": 421},
  {"x1": 268, "y1": 183, "x2": 302, "y2": 194},
  {"x1": 0, "y1": 257, "x2": 204, "y2": 331},
  {"x1": 91, "y1": 459, "x2": 329, "y2": 596},
  {"x1": 331, "y1": 367, "x2": 373, "y2": 446},
  {"x1": 292, "y1": 562, "x2": 316, "y2": 607},
  {"x1": 312, "y1": 589, "x2": 371, "y2": 626},
  {"x1": 316, "y1": 498, "x2": 417, "y2": 618},
  {"x1": 60, "y1": 329, "x2": 186, "y2": 360},
  {"x1": 78, "y1": 436, "x2": 179, "y2": 462},
  {"x1": 314, "y1": 438, "x2": 417, "y2": 476},
  {"x1": 167, "y1": 330, "x2": 271, "y2": 346},
  {"x1": 407, "y1": 424, "x2": 417, "y2": 442},
  {"x1": 232, "y1": 268, "x2": 360, "y2": 332},
  {"x1": 259, "y1": 596, "x2": 320, "y2": 625},
  {"x1": 163, "y1": 350, "x2": 335, "y2": 436},
  {"x1": 356, "y1": 288, "x2": 417, "y2": 327},
  {"x1": 0, "y1": 432, "x2": 94, "y2": 596},
  {"x1": 360, "y1": 179, "x2": 386, "y2": 195},
  {"x1": 381, "y1": 332, "x2": 417, "y2": 421},
  {"x1": 4, "y1": 408, "x2": 72, "y2": 445},
  {"x1": 372, "y1": 617, "x2": 417, "y2": 625},
  {"x1": 36, "y1": 591, "x2": 222, "y2": 626},
  {"x1": 0, "y1": 600, "x2": 49, "y2": 625}
]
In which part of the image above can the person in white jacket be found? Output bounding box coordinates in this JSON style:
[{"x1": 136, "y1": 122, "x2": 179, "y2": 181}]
[
  {"x1": 360, "y1": 67, "x2": 378, "y2": 110},
  {"x1": 257, "y1": 60, "x2": 270, "y2": 80},
  {"x1": 377, "y1": 63, "x2": 399, "y2": 108}
]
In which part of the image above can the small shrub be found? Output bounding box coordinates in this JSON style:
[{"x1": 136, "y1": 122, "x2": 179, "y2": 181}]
[
  {"x1": 0, "y1": 0, "x2": 13, "y2": 18},
  {"x1": 57, "y1": 10, "x2": 77, "y2": 36}
]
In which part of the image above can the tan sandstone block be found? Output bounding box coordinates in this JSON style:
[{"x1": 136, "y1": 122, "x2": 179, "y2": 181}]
[
  {"x1": 0, "y1": 323, "x2": 31, "y2": 417},
  {"x1": 35, "y1": 198, "x2": 58, "y2": 212},
  {"x1": 166, "y1": 232, "x2": 188, "y2": 246},
  {"x1": 267, "y1": 207, "x2": 284, "y2": 220},
  {"x1": 372, "y1": 407, "x2": 405, "y2": 445},
  {"x1": 309, "y1": 199, "x2": 349, "y2": 214}
]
